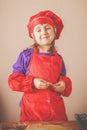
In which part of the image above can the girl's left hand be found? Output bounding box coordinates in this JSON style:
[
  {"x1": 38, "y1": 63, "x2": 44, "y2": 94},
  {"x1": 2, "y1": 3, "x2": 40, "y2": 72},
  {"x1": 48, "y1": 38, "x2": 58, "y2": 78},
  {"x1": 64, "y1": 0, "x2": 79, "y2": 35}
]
[{"x1": 51, "y1": 81, "x2": 66, "y2": 93}]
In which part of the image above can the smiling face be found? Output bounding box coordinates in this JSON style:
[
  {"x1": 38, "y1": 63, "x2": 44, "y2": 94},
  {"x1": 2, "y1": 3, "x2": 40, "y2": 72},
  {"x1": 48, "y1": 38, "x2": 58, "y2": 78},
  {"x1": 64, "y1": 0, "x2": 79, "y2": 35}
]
[{"x1": 32, "y1": 23, "x2": 56, "y2": 47}]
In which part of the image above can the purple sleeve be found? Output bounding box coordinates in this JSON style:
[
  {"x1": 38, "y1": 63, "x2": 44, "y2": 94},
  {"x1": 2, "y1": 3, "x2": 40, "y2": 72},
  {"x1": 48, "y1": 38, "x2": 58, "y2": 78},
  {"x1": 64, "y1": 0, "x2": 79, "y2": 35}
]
[
  {"x1": 59, "y1": 55, "x2": 66, "y2": 76},
  {"x1": 61, "y1": 59, "x2": 66, "y2": 75},
  {"x1": 12, "y1": 48, "x2": 34, "y2": 75}
]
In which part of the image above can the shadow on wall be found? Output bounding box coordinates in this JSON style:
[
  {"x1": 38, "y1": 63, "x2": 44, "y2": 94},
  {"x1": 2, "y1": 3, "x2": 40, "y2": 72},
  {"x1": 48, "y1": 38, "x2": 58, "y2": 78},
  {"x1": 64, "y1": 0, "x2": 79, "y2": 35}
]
[{"x1": 0, "y1": 94, "x2": 7, "y2": 122}]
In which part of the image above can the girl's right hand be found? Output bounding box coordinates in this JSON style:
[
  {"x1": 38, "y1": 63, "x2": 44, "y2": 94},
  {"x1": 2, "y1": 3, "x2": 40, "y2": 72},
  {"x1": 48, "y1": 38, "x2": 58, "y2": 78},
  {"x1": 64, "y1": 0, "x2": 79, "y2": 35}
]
[{"x1": 33, "y1": 78, "x2": 49, "y2": 89}]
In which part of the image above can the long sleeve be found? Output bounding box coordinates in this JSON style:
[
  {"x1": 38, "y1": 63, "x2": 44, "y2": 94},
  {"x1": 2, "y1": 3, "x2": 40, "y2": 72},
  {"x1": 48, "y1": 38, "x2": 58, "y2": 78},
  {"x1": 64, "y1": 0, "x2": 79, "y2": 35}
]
[
  {"x1": 59, "y1": 75, "x2": 72, "y2": 97},
  {"x1": 8, "y1": 48, "x2": 35, "y2": 93},
  {"x1": 8, "y1": 72, "x2": 34, "y2": 92},
  {"x1": 59, "y1": 55, "x2": 72, "y2": 97}
]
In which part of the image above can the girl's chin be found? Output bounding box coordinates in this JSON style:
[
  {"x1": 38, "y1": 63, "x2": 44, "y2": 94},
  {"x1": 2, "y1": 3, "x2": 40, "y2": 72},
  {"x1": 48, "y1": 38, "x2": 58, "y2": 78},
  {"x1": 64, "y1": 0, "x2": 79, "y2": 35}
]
[
  {"x1": 39, "y1": 44, "x2": 52, "y2": 47},
  {"x1": 38, "y1": 42, "x2": 52, "y2": 46}
]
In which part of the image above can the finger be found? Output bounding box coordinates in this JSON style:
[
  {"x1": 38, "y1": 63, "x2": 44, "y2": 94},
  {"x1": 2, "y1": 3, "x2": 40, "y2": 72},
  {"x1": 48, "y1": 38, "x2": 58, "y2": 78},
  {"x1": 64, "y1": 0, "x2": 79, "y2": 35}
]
[{"x1": 46, "y1": 82, "x2": 54, "y2": 87}]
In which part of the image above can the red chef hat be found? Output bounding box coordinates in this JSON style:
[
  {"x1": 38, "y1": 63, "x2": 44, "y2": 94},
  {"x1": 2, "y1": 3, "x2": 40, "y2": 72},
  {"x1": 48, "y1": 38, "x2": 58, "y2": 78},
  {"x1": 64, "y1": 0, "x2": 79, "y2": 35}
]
[{"x1": 27, "y1": 10, "x2": 64, "y2": 39}]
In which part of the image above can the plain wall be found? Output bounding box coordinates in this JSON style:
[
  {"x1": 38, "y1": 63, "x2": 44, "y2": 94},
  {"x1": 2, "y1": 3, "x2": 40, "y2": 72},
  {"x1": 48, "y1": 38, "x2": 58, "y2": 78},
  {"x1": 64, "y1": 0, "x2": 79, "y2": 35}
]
[{"x1": 0, "y1": 0, "x2": 87, "y2": 122}]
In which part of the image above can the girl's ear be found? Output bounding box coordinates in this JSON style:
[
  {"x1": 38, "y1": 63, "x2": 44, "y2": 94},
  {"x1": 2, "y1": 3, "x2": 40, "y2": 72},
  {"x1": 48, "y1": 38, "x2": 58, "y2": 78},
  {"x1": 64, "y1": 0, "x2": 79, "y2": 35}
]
[
  {"x1": 54, "y1": 28, "x2": 57, "y2": 34},
  {"x1": 54, "y1": 28, "x2": 57, "y2": 40},
  {"x1": 31, "y1": 33, "x2": 36, "y2": 42}
]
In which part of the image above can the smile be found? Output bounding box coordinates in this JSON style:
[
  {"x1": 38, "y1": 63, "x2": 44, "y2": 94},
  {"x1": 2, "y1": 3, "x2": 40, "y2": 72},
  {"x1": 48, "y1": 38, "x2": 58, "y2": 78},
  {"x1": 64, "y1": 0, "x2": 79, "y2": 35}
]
[{"x1": 41, "y1": 35, "x2": 49, "y2": 39}]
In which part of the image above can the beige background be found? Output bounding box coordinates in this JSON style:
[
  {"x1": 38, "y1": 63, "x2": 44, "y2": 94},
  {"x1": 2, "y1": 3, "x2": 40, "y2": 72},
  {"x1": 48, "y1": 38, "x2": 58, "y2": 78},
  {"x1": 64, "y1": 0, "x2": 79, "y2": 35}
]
[{"x1": 0, "y1": 0, "x2": 87, "y2": 122}]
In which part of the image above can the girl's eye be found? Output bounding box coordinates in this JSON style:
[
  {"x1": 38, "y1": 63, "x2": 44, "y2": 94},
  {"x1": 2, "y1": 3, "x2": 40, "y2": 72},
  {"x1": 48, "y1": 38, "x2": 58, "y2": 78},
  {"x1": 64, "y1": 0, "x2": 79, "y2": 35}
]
[
  {"x1": 36, "y1": 28, "x2": 41, "y2": 32},
  {"x1": 45, "y1": 26, "x2": 51, "y2": 30}
]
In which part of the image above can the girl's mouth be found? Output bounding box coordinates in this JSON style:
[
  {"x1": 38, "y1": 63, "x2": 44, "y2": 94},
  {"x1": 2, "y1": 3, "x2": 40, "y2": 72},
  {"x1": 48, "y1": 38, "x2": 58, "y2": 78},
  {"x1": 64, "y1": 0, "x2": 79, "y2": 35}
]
[{"x1": 41, "y1": 35, "x2": 49, "y2": 39}]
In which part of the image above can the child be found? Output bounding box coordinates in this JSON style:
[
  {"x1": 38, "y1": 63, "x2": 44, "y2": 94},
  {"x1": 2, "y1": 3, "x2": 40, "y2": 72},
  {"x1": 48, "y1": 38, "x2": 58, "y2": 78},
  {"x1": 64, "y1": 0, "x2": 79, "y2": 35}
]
[{"x1": 8, "y1": 10, "x2": 72, "y2": 122}]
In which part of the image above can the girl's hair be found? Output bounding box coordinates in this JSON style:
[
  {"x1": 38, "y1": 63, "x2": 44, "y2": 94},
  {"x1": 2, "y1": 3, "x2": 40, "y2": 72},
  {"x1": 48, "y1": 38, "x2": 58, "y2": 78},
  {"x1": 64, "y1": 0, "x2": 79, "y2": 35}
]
[{"x1": 30, "y1": 40, "x2": 56, "y2": 52}]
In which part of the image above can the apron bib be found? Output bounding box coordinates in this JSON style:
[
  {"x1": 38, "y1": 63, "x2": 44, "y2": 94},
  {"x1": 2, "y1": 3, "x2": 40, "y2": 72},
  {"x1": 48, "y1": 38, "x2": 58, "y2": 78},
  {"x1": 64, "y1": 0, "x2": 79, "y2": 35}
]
[{"x1": 28, "y1": 48, "x2": 62, "y2": 83}]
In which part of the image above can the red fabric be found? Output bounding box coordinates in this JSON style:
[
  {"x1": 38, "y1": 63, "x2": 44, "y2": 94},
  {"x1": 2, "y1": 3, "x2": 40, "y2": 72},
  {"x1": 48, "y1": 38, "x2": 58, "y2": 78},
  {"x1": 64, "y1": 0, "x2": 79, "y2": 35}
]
[
  {"x1": 8, "y1": 72, "x2": 34, "y2": 93},
  {"x1": 20, "y1": 49, "x2": 72, "y2": 121},
  {"x1": 59, "y1": 76, "x2": 72, "y2": 97},
  {"x1": 27, "y1": 10, "x2": 64, "y2": 39}
]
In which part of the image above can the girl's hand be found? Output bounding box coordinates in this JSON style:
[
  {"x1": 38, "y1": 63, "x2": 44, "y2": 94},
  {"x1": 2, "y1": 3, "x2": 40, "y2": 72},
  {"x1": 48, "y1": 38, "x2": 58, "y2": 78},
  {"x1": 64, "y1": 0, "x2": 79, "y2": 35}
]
[
  {"x1": 52, "y1": 81, "x2": 66, "y2": 93},
  {"x1": 33, "y1": 78, "x2": 49, "y2": 89}
]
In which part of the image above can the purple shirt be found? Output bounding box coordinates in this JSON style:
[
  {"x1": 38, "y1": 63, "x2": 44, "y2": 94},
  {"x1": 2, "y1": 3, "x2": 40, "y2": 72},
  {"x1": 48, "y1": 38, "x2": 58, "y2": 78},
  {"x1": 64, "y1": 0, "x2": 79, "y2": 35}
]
[{"x1": 12, "y1": 48, "x2": 66, "y2": 76}]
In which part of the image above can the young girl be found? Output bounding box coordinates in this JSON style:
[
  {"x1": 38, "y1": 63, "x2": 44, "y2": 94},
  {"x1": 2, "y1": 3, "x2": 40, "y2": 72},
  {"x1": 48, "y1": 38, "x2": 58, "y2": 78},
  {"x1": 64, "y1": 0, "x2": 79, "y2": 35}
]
[{"x1": 8, "y1": 10, "x2": 72, "y2": 121}]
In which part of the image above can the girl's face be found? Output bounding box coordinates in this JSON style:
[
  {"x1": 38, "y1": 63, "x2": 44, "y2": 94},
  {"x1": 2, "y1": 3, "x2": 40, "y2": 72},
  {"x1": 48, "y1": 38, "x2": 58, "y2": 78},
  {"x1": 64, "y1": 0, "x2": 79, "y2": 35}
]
[{"x1": 32, "y1": 23, "x2": 56, "y2": 46}]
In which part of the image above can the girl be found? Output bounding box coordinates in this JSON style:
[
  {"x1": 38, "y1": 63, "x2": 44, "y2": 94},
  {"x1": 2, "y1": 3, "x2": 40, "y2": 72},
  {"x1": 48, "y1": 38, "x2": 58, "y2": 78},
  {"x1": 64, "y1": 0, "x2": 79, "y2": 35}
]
[{"x1": 8, "y1": 10, "x2": 72, "y2": 121}]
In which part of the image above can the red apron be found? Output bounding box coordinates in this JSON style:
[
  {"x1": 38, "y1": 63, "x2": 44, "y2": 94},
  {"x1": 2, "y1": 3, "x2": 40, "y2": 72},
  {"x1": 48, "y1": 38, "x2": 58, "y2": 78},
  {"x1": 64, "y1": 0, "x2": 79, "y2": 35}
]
[{"x1": 20, "y1": 49, "x2": 68, "y2": 121}]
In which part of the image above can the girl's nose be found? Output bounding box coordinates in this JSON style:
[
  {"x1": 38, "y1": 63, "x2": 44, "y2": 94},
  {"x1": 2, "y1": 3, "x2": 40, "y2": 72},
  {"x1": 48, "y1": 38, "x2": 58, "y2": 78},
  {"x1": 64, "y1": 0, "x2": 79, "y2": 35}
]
[{"x1": 41, "y1": 27, "x2": 46, "y2": 34}]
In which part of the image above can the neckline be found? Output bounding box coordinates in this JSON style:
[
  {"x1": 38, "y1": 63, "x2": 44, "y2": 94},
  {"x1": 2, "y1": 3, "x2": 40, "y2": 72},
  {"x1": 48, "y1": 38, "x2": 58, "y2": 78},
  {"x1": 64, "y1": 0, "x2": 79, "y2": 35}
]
[
  {"x1": 33, "y1": 48, "x2": 57, "y2": 56},
  {"x1": 38, "y1": 52, "x2": 54, "y2": 56}
]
